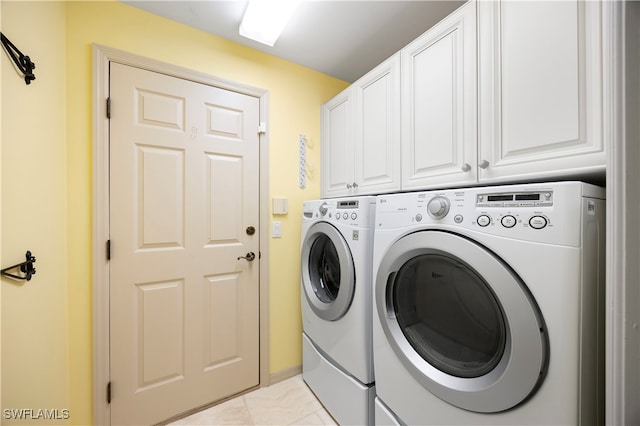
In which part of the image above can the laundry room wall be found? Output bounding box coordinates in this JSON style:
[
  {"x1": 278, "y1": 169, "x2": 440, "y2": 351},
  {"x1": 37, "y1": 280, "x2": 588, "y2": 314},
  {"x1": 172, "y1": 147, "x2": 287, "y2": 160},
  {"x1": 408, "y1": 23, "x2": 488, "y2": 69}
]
[
  {"x1": 2, "y1": 1, "x2": 348, "y2": 425},
  {"x1": 1, "y1": 1, "x2": 70, "y2": 424},
  {"x1": 0, "y1": 0, "x2": 4, "y2": 415}
]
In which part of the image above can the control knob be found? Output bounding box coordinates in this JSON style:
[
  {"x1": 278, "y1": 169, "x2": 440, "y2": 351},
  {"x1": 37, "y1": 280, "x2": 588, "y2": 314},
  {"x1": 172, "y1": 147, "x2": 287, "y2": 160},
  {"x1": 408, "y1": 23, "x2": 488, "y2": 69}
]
[
  {"x1": 318, "y1": 202, "x2": 329, "y2": 216},
  {"x1": 427, "y1": 196, "x2": 451, "y2": 219}
]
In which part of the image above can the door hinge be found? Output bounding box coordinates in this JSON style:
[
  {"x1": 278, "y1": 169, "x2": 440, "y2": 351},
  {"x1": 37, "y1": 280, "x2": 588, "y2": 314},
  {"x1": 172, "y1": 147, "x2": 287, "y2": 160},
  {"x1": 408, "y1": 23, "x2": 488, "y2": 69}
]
[
  {"x1": 258, "y1": 122, "x2": 266, "y2": 134},
  {"x1": 107, "y1": 382, "x2": 112, "y2": 404},
  {"x1": 106, "y1": 97, "x2": 111, "y2": 119},
  {"x1": 106, "y1": 240, "x2": 111, "y2": 261}
]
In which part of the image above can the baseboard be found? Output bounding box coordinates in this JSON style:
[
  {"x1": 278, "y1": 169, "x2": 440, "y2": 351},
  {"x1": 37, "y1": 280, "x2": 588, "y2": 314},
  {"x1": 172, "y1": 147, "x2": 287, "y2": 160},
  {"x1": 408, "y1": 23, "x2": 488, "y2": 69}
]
[{"x1": 269, "y1": 364, "x2": 302, "y2": 385}]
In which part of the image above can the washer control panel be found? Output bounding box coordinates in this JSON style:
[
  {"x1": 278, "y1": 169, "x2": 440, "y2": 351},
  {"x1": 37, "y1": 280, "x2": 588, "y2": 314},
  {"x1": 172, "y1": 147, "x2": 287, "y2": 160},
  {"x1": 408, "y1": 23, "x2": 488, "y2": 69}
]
[{"x1": 303, "y1": 197, "x2": 376, "y2": 228}]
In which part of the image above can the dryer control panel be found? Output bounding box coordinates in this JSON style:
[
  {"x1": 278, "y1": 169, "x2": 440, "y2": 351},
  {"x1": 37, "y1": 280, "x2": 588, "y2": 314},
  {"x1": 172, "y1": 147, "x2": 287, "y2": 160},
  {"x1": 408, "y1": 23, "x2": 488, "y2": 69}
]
[
  {"x1": 475, "y1": 190, "x2": 554, "y2": 230},
  {"x1": 375, "y1": 181, "x2": 605, "y2": 247},
  {"x1": 476, "y1": 190, "x2": 553, "y2": 208}
]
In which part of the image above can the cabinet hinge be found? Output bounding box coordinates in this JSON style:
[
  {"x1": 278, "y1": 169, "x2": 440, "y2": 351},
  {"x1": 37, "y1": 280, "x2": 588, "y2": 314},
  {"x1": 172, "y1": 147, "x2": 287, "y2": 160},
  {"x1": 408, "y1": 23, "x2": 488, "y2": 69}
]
[
  {"x1": 106, "y1": 240, "x2": 111, "y2": 261},
  {"x1": 258, "y1": 122, "x2": 267, "y2": 134},
  {"x1": 107, "y1": 382, "x2": 112, "y2": 404},
  {"x1": 106, "y1": 97, "x2": 111, "y2": 119}
]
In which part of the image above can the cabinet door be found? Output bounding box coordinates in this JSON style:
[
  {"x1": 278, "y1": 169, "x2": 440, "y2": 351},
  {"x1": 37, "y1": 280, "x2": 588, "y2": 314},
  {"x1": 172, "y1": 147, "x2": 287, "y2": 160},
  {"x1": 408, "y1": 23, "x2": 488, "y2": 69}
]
[
  {"x1": 353, "y1": 54, "x2": 401, "y2": 195},
  {"x1": 478, "y1": 0, "x2": 604, "y2": 182},
  {"x1": 401, "y1": 1, "x2": 477, "y2": 191},
  {"x1": 321, "y1": 88, "x2": 354, "y2": 198}
]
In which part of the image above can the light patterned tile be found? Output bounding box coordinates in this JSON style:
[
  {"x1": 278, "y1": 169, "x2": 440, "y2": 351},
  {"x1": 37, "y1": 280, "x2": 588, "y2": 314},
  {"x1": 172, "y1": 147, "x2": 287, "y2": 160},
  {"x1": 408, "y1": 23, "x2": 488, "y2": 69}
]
[
  {"x1": 315, "y1": 408, "x2": 338, "y2": 426},
  {"x1": 290, "y1": 412, "x2": 325, "y2": 425},
  {"x1": 290, "y1": 408, "x2": 338, "y2": 426},
  {"x1": 167, "y1": 375, "x2": 334, "y2": 426},
  {"x1": 244, "y1": 376, "x2": 323, "y2": 425},
  {"x1": 169, "y1": 396, "x2": 253, "y2": 425}
]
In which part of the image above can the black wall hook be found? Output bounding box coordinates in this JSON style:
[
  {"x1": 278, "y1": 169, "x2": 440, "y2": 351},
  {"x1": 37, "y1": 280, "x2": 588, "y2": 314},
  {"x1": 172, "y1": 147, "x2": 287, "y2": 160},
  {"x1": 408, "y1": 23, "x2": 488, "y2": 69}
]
[
  {"x1": 1, "y1": 251, "x2": 36, "y2": 281},
  {"x1": 0, "y1": 32, "x2": 36, "y2": 85}
]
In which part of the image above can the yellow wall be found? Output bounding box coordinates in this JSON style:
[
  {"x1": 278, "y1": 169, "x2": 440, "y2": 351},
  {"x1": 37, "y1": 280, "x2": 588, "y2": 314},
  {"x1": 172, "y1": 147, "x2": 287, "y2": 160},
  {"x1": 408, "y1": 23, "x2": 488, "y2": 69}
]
[
  {"x1": 0, "y1": 0, "x2": 3, "y2": 413},
  {"x1": 2, "y1": 1, "x2": 347, "y2": 424},
  {"x1": 1, "y1": 1, "x2": 70, "y2": 424}
]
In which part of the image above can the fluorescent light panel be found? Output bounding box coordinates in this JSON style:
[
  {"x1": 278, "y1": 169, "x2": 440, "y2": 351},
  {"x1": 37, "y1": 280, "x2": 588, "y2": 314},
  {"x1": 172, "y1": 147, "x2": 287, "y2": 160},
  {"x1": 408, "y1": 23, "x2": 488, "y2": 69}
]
[{"x1": 239, "y1": 0, "x2": 300, "y2": 47}]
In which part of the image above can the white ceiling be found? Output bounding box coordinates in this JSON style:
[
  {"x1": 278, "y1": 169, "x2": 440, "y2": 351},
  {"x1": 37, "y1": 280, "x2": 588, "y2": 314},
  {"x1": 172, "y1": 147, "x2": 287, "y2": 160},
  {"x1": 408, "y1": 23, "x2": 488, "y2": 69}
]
[{"x1": 121, "y1": 1, "x2": 466, "y2": 82}]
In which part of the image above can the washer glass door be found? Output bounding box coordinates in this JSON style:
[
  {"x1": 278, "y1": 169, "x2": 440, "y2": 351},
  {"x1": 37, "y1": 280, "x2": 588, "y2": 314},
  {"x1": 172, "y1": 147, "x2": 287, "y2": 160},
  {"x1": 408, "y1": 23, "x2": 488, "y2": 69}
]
[
  {"x1": 376, "y1": 231, "x2": 548, "y2": 413},
  {"x1": 302, "y1": 222, "x2": 355, "y2": 321}
]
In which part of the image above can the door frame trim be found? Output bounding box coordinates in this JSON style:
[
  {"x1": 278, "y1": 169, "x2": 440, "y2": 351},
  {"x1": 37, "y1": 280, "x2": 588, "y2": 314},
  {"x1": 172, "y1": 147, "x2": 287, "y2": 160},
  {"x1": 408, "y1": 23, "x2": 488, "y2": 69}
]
[{"x1": 91, "y1": 44, "x2": 270, "y2": 425}]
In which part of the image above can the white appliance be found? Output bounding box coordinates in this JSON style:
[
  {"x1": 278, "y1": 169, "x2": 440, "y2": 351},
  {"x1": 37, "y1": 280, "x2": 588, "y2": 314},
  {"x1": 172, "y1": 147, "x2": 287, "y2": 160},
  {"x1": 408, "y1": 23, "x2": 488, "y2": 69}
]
[
  {"x1": 301, "y1": 197, "x2": 376, "y2": 425},
  {"x1": 372, "y1": 182, "x2": 605, "y2": 425}
]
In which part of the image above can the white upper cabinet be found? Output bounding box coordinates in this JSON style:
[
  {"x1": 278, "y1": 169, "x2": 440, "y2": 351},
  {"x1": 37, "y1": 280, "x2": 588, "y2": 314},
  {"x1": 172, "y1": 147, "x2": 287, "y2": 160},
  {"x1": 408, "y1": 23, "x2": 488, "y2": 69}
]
[
  {"x1": 478, "y1": 0, "x2": 605, "y2": 182},
  {"x1": 321, "y1": 88, "x2": 354, "y2": 198},
  {"x1": 321, "y1": 0, "x2": 607, "y2": 196},
  {"x1": 322, "y1": 54, "x2": 401, "y2": 198},
  {"x1": 401, "y1": 1, "x2": 477, "y2": 191}
]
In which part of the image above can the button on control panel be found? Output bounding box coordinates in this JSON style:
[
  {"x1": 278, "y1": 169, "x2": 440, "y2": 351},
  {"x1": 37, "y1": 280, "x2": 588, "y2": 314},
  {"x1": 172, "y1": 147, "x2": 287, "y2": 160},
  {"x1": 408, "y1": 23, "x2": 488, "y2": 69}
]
[
  {"x1": 477, "y1": 215, "x2": 491, "y2": 227},
  {"x1": 501, "y1": 215, "x2": 517, "y2": 228},
  {"x1": 529, "y1": 215, "x2": 548, "y2": 230}
]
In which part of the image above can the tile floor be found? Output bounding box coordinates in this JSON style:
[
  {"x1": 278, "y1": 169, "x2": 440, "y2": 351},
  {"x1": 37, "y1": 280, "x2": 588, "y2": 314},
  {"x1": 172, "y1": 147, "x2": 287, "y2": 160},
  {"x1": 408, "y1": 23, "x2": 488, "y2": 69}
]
[{"x1": 168, "y1": 375, "x2": 337, "y2": 425}]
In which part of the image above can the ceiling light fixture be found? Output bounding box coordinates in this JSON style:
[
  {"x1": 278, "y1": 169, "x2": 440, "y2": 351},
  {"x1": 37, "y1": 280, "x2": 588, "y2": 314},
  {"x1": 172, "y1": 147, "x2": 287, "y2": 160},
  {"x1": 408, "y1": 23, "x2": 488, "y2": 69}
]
[{"x1": 239, "y1": 0, "x2": 300, "y2": 47}]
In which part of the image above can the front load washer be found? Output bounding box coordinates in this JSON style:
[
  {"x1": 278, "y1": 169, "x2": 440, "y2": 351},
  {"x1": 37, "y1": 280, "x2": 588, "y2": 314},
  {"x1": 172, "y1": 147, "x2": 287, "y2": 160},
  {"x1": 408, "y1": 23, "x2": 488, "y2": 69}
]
[
  {"x1": 372, "y1": 182, "x2": 605, "y2": 425},
  {"x1": 301, "y1": 197, "x2": 376, "y2": 425}
]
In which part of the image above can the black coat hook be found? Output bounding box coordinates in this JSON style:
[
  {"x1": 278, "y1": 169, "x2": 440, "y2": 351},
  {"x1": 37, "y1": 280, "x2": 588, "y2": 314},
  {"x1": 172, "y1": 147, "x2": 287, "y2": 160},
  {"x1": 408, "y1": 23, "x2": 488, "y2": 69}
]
[
  {"x1": 0, "y1": 32, "x2": 36, "y2": 85},
  {"x1": 1, "y1": 251, "x2": 36, "y2": 281}
]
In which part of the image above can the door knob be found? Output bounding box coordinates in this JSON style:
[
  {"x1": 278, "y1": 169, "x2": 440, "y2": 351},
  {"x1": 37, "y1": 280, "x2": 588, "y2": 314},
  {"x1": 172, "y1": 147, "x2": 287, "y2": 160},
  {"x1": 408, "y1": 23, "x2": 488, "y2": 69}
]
[{"x1": 237, "y1": 252, "x2": 256, "y2": 261}]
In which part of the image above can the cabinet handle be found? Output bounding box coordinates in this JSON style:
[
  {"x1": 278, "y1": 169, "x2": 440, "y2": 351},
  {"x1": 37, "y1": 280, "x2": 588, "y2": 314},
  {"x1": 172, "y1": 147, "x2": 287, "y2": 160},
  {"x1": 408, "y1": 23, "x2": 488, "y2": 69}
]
[
  {"x1": 346, "y1": 183, "x2": 352, "y2": 189},
  {"x1": 478, "y1": 160, "x2": 490, "y2": 169},
  {"x1": 352, "y1": 182, "x2": 358, "y2": 188},
  {"x1": 461, "y1": 163, "x2": 471, "y2": 172}
]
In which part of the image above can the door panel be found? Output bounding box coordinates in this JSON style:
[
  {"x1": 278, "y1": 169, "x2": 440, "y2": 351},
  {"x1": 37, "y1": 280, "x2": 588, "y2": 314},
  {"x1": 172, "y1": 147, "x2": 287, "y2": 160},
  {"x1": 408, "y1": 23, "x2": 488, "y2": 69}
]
[
  {"x1": 136, "y1": 279, "x2": 185, "y2": 389},
  {"x1": 206, "y1": 154, "x2": 243, "y2": 244},
  {"x1": 110, "y1": 63, "x2": 260, "y2": 425},
  {"x1": 137, "y1": 145, "x2": 185, "y2": 249}
]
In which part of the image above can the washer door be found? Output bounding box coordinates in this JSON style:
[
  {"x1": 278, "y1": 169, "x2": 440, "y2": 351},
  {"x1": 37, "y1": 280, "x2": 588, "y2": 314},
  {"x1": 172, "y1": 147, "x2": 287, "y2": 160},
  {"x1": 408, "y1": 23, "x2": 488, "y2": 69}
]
[
  {"x1": 376, "y1": 231, "x2": 548, "y2": 413},
  {"x1": 302, "y1": 222, "x2": 355, "y2": 321}
]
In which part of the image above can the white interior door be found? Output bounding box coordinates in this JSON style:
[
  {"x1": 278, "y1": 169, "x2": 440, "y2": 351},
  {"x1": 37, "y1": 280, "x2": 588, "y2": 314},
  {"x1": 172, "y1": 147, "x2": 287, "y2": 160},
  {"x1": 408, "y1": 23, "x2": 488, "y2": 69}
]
[{"x1": 109, "y1": 62, "x2": 260, "y2": 425}]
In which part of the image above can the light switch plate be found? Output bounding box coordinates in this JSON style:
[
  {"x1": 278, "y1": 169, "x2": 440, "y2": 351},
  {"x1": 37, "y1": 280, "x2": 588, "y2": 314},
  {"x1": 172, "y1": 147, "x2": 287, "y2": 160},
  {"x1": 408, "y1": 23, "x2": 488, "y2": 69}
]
[{"x1": 272, "y1": 221, "x2": 282, "y2": 238}]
